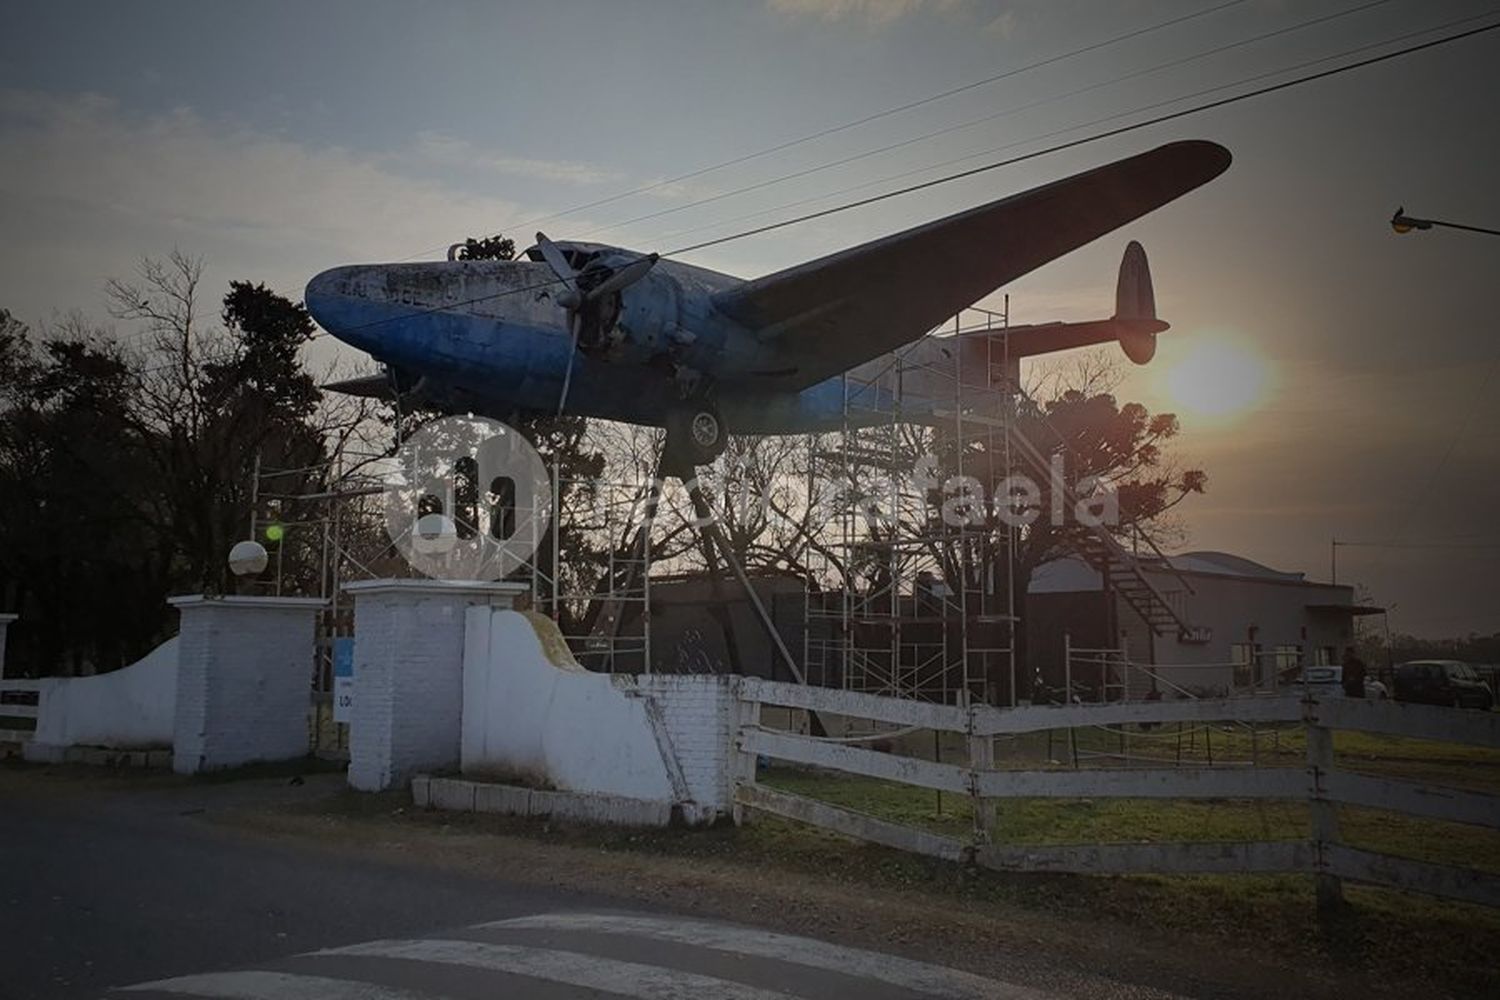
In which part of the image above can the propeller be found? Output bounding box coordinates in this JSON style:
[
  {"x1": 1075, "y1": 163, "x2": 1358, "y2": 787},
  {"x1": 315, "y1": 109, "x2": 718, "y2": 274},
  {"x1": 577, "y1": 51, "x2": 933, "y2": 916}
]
[{"x1": 535, "y1": 231, "x2": 659, "y2": 414}]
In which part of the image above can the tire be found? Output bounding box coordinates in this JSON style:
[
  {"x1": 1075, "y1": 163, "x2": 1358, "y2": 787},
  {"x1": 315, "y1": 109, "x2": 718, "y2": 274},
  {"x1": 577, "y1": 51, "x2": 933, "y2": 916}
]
[{"x1": 665, "y1": 403, "x2": 726, "y2": 469}]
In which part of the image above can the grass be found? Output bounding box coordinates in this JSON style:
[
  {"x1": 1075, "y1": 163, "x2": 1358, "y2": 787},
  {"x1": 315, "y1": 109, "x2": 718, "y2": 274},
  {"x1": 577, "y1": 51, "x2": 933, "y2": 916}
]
[
  {"x1": 760, "y1": 768, "x2": 1500, "y2": 875},
  {"x1": 738, "y1": 716, "x2": 1500, "y2": 994}
]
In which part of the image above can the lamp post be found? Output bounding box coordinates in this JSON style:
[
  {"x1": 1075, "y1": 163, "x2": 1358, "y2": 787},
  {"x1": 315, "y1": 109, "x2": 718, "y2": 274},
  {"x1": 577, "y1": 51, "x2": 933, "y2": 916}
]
[{"x1": 1390, "y1": 207, "x2": 1500, "y2": 237}]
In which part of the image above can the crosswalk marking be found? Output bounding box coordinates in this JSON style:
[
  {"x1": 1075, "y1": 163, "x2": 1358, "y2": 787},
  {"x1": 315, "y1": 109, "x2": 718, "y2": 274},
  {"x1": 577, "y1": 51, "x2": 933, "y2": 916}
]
[
  {"x1": 120, "y1": 969, "x2": 444, "y2": 1000},
  {"x1": 480, "y1": 911, "x2": 1045, "y2": 999},
  {"x1": 321, "y1": 937, "x2": 800, "y2": 1000}
]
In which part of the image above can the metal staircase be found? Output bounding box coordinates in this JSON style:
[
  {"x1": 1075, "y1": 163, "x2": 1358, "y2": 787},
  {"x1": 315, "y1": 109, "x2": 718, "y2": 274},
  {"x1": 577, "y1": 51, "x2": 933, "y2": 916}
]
[{"x1": 1006, "y1": 419, "x2": 1195, "y2": 638}]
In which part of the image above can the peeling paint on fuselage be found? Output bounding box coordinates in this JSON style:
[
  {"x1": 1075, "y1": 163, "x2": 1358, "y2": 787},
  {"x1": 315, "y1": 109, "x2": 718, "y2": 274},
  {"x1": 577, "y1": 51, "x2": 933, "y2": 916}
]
[{"x1": 304, "y1": 251, "x2": 935, "y2": 434}]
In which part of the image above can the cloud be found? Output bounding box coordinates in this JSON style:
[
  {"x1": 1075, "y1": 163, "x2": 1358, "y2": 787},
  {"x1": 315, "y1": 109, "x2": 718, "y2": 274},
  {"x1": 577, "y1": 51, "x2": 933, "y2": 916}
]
[
  {"x1": 407, "y1": 132, "x2": 623, "y2": 185},
  {"x1": 767, "y1": 0, "x2": 968, "y2": 26},
  {"x1": 0, "y1": 89, "x2": 573, "y2": 325},
  {"x1": 983, "y1": 11, "x2": 1016, "y2": 38}
]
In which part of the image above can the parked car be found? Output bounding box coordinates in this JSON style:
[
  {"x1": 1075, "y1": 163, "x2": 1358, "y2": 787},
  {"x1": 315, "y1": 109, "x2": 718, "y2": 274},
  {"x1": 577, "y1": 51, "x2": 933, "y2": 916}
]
[
  {"x1": 1296, "y1": 665, "x2": 1388, "y2": 699},
  {"x1": 1393, "y1": 660, "x2": 1495, "y2": 710}
]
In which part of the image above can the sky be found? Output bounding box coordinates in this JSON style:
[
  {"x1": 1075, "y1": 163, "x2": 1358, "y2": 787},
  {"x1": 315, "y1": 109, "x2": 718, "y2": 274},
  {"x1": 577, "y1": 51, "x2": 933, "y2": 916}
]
[{"x1": 1, "y1": 0, "x2": 1497, "y2": 636}]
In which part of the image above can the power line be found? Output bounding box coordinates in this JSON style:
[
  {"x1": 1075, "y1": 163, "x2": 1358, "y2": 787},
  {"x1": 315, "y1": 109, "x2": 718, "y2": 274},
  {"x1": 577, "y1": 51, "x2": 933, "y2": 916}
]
[
  {"x1": 579, "y1": 0, "x2": 1393, "y2": 242},
  {"x1": 667, "y1": 19, "x2": 1500, "y2": 256},
  {"x1": 399, "y1": 0, "x2": 1256, "y2": 260},
  {"x1": 289, "y1": 15, "x2": 1500, "y2": 348},
  {"x1": 639, "y1": 5, "x2": 1485, "y2": 251}
]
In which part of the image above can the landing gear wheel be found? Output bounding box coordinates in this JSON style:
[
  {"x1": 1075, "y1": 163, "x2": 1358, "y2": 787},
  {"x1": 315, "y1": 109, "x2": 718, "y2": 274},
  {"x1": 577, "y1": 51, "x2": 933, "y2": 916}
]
[{"x1": 664, "y1": 403, "x2": 726, "y2": 476}]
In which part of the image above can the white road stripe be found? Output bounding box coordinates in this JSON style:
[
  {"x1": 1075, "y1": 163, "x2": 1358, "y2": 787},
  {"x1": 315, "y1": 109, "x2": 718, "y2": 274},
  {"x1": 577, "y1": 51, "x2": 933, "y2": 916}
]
[
  {"x1": 120, "y1": 969, "x2": 443, "y2": 999},
  {"x1": 480, "y1": 912, "x2": 1052, "y2": 999},
  {"x1": 322, "y1": 937, "x2": 797, "y2": 1000}
]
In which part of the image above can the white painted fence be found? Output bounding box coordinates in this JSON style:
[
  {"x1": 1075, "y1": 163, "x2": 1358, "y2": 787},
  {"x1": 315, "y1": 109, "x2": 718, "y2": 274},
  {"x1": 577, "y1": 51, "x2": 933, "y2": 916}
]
[
  {"x1": 0, "y1": 678, "x2": 43, "y2": 744},
  {"x1": 733, "y1": 680, "x2": 1500, "y2": 910}
]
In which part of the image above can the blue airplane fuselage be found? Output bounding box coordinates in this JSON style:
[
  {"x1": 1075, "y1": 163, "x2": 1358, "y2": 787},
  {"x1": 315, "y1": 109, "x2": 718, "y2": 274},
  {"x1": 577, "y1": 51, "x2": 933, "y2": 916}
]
[{"x1": 305, "y1": 254, "x2": 906, "y2": 434}]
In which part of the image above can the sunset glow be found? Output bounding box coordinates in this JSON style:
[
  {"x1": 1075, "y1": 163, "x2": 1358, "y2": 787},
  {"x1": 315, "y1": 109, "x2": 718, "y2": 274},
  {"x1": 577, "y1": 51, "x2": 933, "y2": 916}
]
[{"x1": 1159, "y1": 333, "x2": 1273, "y2": 422}]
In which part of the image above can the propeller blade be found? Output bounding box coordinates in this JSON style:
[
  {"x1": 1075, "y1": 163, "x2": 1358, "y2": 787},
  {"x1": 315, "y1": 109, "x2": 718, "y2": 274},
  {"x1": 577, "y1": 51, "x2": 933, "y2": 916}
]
[
  {"x1": 534, "y1": 231, "x2": 578, "y2": 292},
  {"x1": 556, "y1": 312, "x2": 582, "y2": 416},
  {"x1": 583, "y1": 253, "x2": 659, "y2": 301}
]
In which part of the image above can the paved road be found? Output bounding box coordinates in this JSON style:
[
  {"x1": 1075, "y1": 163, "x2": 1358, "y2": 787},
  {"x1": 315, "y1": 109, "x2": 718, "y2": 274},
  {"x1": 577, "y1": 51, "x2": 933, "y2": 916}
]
[{"x1": 1, "y1": 773, "x2": 1045, "y2": 999}]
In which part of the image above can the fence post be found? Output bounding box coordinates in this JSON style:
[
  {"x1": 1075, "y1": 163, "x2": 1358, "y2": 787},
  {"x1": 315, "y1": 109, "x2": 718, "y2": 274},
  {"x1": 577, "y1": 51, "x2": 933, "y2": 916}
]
[
  {"x1": 1304, "y1": 694, "x2": 1345, "y2": 913},
  {"x1": 730, "y1": 679, "x2": 760, "y2": 826},
  {"x1": 966, "y1": 699, "x2": 994, "y2": 852}
]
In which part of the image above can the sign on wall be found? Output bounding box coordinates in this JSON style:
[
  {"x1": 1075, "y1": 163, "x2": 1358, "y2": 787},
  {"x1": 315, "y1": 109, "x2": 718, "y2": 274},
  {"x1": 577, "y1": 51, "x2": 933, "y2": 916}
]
[{"x1": 332, "y1": 637, "x2": 355, "y2": 724}]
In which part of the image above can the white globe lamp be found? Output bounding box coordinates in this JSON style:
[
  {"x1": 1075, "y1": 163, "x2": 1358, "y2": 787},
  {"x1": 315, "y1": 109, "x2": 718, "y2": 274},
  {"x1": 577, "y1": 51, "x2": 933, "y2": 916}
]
[{"x1": 227, "y1": 540, "x2": 270, "y2": 577}]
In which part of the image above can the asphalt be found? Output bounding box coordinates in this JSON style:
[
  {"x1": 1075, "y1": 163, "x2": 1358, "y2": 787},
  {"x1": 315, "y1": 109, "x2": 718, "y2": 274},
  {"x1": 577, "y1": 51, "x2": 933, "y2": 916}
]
[{"x1": 0, "y1": 771, "x2": 1047, "y2": 999}]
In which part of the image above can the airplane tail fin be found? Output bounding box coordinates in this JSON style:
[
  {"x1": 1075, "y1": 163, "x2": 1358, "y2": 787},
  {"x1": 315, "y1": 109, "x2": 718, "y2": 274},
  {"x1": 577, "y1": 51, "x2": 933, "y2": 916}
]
[
  {"x1": 981, "y1": 240, "x2": 1169, "y2": 364},
  {"x1": 1114, "y1": 240, "x2": 1159, "y2": 364}
]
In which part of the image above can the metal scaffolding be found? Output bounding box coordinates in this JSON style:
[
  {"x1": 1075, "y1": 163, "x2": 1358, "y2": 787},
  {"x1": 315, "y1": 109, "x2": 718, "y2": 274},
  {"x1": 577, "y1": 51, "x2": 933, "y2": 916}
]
[{"x1": 804, "y1": 303, "x2": 1020, "y2": 707}]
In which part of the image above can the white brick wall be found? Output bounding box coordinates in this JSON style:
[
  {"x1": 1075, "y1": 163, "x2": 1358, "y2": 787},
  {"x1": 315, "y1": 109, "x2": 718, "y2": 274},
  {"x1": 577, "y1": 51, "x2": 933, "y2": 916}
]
[
  {"x1": 346, "y1": 580, "x2": 525, "y2": 792},
  {"x1": 631, "y1": 674, "x2": 739, "y2": 814},
  {"x1": 168, "y1": 596, "x2": 324, "y2": 774}
]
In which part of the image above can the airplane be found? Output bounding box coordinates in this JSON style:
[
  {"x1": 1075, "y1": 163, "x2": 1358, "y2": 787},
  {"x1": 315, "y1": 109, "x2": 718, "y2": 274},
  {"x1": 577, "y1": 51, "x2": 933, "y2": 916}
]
[{"x1": 306, "y1": 140, "x2": 1230, "y2": 474}]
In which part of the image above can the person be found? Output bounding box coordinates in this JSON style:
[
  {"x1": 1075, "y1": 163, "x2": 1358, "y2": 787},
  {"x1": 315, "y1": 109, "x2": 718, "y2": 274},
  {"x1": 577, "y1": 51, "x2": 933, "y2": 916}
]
[{"x1": 1341, "y1": 648, "x2": 1368, "y2": 698}]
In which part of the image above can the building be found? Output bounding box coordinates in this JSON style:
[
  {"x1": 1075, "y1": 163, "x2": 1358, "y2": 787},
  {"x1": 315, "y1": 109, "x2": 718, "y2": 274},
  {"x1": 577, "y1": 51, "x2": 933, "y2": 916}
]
[{"x1": 1028, "y1": 550, "x2": 1382, "y2": 698}]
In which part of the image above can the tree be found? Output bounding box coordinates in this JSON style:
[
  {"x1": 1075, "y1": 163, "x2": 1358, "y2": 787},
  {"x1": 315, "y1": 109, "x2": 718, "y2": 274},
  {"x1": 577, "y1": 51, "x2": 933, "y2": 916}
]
[
  {"x1": 455, "y1": 234, "x2": 516, "y2": 262},
  {"x1": 107, "y1": 254, "x2": 350, "y2": 596},
  {"x1": 0, "y1": 313, "x2": 165, "y2": 673},
  {"x1": 0, "y1": 254, "x2": 382, "y2": 674}
]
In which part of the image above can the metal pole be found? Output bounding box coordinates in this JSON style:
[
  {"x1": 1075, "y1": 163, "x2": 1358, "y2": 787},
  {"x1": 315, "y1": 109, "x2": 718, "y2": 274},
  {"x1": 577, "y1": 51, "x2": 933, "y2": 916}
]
[
  {"x1": 248, "y1": 449, "x2": 261, "y2": 539},
  {"x1": 551, "y1": 456, "x2": 561, "y2": 620},
  {"x1": 643, "y1": 488, "x2": 653, "y2": 675},
  {"x1": 689, "y1": 480, "x2": 806, "y2": 686},
  {"x1": 1063, "y1": 632, "x2": 1072, "y2": 704}
]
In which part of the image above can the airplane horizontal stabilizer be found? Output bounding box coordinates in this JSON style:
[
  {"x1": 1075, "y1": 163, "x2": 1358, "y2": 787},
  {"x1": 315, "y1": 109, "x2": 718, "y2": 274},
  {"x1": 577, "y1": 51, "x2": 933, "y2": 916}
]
[
  {"x1": 998, "y1": 316, "x2": 1167, "y2": 361},
  {"x1": 995, "y1": 240, "x2": 1166, "y2": 363},
  {"x1": 323, "y1": 373, "x2": 396, "y2": 399}
]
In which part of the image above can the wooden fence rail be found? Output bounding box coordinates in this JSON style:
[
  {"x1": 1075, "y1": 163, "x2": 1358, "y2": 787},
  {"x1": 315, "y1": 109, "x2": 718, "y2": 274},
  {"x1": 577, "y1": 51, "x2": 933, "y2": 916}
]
[{"x1": 733, "y1": 679, "x2": 1500, "y2": 912}]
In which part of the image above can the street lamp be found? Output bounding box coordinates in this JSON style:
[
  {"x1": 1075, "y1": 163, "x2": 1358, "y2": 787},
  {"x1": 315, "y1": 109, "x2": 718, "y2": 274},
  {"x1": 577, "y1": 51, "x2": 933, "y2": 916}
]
[{"x1": 1390, "y1": 206, "x2": 1500, "y2": 237}]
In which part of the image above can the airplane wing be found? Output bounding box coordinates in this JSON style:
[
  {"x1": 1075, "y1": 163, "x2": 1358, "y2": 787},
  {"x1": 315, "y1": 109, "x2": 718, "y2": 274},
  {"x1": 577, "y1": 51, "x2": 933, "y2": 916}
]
[
  {"x1": 711, "y1": 140, "x2": 1230, "y2": 391},
  {"x1": 323, "y1": 373, "x2": 395, "y2": 399}
]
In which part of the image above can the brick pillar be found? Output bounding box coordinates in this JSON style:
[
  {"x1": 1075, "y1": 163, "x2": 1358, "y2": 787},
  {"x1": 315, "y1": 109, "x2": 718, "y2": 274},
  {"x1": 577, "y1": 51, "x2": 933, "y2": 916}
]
[
  {"x1": 0, "y1": 613, "x2": 16, "y2": 679},
  {"x1": 167, "y1": 595, "x2": 325, "y2": 775},
  {"x1": 344, "y1": 580, "x2": 527, "y2": 792}
]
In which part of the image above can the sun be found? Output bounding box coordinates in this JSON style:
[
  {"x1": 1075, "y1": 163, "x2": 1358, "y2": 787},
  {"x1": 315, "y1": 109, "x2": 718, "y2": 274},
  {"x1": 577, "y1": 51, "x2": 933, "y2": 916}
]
[{"x1": 1158, "y1": 333, "x2": 1273, "y2": 422}]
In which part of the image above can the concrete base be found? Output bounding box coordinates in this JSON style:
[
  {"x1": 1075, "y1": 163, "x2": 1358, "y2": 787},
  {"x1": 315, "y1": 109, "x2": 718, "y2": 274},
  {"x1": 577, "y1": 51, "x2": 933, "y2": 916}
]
[{"x1": 413, "y1": 775, "x2": 676, "y2": 827}]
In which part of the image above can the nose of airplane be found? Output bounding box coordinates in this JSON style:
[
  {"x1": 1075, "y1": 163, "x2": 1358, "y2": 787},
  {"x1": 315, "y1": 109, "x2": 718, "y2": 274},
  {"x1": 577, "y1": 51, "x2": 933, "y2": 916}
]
[{"x1": 304, "y1": 266, "x2": 375, "y2": 352}]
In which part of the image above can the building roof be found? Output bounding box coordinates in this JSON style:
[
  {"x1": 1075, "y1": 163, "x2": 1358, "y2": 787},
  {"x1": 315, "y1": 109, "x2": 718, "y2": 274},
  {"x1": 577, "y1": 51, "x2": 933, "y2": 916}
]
[
  {"x1": 1030, "y1": 550, "x2": 1327, "y2": 595},
  {"x1": 1167, "y1": 551, "x2": 1306, "y2": 581}
]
